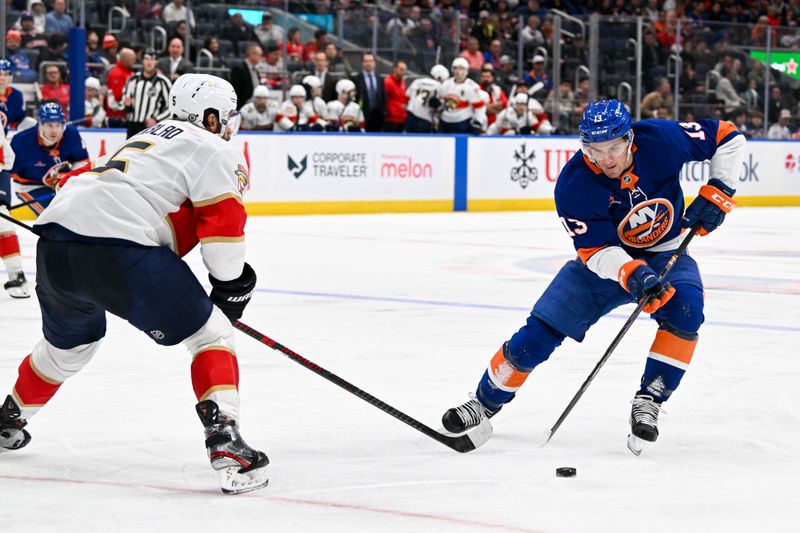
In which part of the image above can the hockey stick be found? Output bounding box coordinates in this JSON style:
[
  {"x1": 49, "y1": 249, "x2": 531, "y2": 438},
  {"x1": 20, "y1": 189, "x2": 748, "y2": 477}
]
[
  {"x1": 541, "y1": 225, "x2": 701, "y2": 446},
  {"x1": 233, "y1": 320, "x2": 493, "y2": 453},
  {"x1": 0, "y1": 210, "x2": 34, "y2": 232},
  {"x1": 8, "y1": 193, "x2": 55, "y2": 211}
]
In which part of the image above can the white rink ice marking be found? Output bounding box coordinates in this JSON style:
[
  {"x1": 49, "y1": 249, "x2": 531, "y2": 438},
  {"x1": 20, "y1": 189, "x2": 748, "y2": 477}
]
[{"x1": 0, "y1": 208, "x2": 798, "y2": 533}]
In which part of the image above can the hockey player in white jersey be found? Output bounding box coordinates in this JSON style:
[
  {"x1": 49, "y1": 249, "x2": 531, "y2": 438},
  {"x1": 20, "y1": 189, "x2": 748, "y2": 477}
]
[
  {"x1": 0, "y1": 124, "x2": 24, "y2": 297},
  {"x1": 405, "y1": 64, "x2": 447, "y2": 133},
  {"x1": 0, "y1": 74, "x2": 270, "y2": 495},
  {"x1": 473, "y1": 89, "x2": 491, "y2": 134},
  {"x1": 326, "y1": 79, "x2": 365, "y2": 132},
  {"x1": 439, "y1": 57, "x2": 485, "y2": 134},
  {"x1": 487, "y1": 93, "x2": 540, "y2": 135},
  {"x1": 239, "y1": 85, "x2": 277, "y2": 130},
  {"x1": 301, "y1": 75, "x2": 328, "y2": 131},
  {"x1": 275, "y1": 85, "x2": 317, "y2": 131},
  {"x1": 526, "y1": 91, "x2": 554, "y2": 134}
]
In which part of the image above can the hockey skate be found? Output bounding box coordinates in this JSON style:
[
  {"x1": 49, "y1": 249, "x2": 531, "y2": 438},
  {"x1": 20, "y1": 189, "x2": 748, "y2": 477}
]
[
  {"x1": 442, "y1": 394, "x2": 499, "y2": 434},
  {"x1": 627, "y1": 394, "x2": 662, "y2": 456},
  {"x1": 4, "y1": 271, "x2": 30, "y2": 299},
  {"x1": 196, "y1": 400, "x2": 269, "y2": 495},
  {"x1": 0, "y1": 395, "x2": 31, "y2": 453}
]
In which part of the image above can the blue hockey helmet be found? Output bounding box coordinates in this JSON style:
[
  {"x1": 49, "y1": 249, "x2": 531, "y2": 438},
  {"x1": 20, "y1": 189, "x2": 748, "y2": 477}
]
[
  {"x1": 0, "y1": 59, "x2": 12, "y2": 75},
  {"x1": 38, "y1": 101, "x2": 66, "y2": 123},
  {"x1": 579, "y1": 99, "x2": 632, "y2": 145}
]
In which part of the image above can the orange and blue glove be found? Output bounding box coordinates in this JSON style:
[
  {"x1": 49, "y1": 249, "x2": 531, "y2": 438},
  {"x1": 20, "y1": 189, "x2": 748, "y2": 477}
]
[
  {"x1": 682, "y1": 178, "x2": 736, "y2": 236},
  {"x1": 618, "y1": 260, "x2": 676, "y2": 314}
]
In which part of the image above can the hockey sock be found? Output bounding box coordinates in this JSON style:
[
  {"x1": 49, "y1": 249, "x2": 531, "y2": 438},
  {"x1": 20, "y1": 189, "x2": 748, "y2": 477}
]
[
  {"x1": 476, "y1": 344, "x2": 531, "y2": 412},
  {"x1": 12, "y1": 354, "x2": 63, "y2": 420},
  {"x1": 191, "y1": 347, "x2": 240, "y2": 420},
  {"x1": 639, "y1": 327, "x2": 698, "y2": 402},
  {"x1": 0, "y1": 231, "x2": 22, "y2": 271}
]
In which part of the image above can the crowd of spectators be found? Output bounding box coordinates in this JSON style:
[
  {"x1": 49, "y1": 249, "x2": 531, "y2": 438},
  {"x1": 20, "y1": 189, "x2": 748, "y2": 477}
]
[{"x1": 2, "y1": 0, "x2": 800, "y2": 137}]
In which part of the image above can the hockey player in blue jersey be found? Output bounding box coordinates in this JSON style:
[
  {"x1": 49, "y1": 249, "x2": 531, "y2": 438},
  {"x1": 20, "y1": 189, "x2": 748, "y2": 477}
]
[
  {"x1": 442, "y1": 100, "x2": 745, "y2": 454},
  {"x1": 0, "y1": 60, "x2": 26, "y2": 131},
  {"x1": 0, "y1": 102, "x2": 90, "y2": 298}
]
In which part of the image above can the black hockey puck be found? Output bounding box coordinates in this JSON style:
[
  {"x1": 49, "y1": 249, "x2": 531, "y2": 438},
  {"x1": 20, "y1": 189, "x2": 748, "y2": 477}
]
[{"x1": 556, "y1": 467, "x2": 577, "y2": 478}]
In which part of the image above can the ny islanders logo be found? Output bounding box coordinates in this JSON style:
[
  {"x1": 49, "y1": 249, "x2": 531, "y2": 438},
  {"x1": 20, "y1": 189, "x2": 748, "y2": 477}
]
[{"x1": 617, "y1": 198, "x2": 674, "y2": 248}]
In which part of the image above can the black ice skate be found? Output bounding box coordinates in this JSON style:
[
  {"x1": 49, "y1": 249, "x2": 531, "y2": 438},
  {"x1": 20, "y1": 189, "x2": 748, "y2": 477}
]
[
  {"x1": 0, "y1": 395, "x2": 31, "y2": 453},
  {"x1": 196, "y1": 399, "x2": 269, "y2": 495},
  {"x1": 442, "y1": 395, "x2": 499, "y2": 434},
  {"x1": 4, "y1": 271, "x2": 30, "y2": 299},
  {"x1": 627, "y1": 394, "x2": 662, "y2": 456}
]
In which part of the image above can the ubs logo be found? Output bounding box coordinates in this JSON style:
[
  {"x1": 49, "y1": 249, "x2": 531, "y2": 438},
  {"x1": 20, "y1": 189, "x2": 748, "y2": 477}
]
[
  {"x1": 617, "y1": 198, "x2": 674, "y2": 248},
  {"x1": 511, "y1": 143, "x2": 537, "y2": 189}
]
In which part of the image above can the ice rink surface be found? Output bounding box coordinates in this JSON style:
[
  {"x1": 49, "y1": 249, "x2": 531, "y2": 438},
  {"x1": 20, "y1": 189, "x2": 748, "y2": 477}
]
[{"x1": 1, "y1": 208, "x2": 798, "y2": 533}]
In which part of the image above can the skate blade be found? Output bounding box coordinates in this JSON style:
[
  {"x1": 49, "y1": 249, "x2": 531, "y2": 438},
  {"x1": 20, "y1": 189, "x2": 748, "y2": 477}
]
[
  {"x1": 466, "y1": 416, "x2": 493, "y2": 449},
  {"x1": 626, "y1": 434, "x2": 644, "y2": 456},
  {"x1": 219, "y1": 465, "x2": 269, "y2": 495},
  {"x1": 7, "y1": 287, "x2": 30, "y2": 299}
]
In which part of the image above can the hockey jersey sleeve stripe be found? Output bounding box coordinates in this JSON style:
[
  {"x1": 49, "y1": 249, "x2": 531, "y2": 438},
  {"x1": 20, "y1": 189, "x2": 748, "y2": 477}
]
[
  {"x1": 715, "y1": 120, "x2": 738, "y2": 145},
  {"x1": 577, "y1": 245, "x2": 608, "y2": 264},
  {"x1": 192, "y1": 192, "x2": 242, "y2": 208},
  {"x1": 195, "y1": 197, "x2": 246, "y2": 240},
  {"x1": 166, "y1": 199, "x2": 200, "y2": 257}
]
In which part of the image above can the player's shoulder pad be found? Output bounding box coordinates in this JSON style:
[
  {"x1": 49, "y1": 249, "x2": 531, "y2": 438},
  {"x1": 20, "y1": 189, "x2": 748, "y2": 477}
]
[
  {"x1": 9, "y1": 124, "x2": 37, "y2": 145},
  {"x1": 554, "y1": 152, "x2": 608, "y2": 213}
]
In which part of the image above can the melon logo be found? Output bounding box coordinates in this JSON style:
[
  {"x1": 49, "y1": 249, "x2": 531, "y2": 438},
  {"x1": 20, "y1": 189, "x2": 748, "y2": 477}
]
[{"x1": 617, "y1": 198, "x2": 674, "y2": 248}]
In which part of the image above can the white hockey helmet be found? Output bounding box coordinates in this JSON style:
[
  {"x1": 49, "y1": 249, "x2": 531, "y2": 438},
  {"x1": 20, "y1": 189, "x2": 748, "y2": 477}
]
[
  {"x1": 253, "y1": 85, "x2": 269, "y2": 98},
  {"x1": 85, "y1": 76, "x2": 101, "y2": 91},
  {"x1": 336, "y1": 78, "x2": 356, "y2": 98},
  {"x1": 288, "y1": 84, "x2": 306, "y2": 99},
  {"x1": 451, "y1": 57, "x2": 469, "y2": 71},
  {"x1": 512, "y1": 92, "x2": 529, "y2": 106},
  {"x1": 430, "y1": 64, "x2": 449, "y2": 82},
  {"x1": 169, "y1": 73, "x2": 240, "y2": 139},
  {"x1": 302, "y1": 75, "x2": 322, "y2": 89}
]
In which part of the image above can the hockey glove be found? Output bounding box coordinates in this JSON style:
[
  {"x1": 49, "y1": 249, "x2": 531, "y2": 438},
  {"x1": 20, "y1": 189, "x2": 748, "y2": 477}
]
[
  {"x1": 519, "y1": 126, "x2": 532, "y2": 135},
  {"x1": 209, "y1": 263, "x2": 257, "y2": 322},
  {"x1": 618, "y1": 260, "x2": 676, "y2": 314},
  {"x1": 309, "y1": 123, "x2": 324, "y2": 132},
  {"x1": 428, "y1": 96, "x2": 441, "y2": 109},
  {"x1": 682, "y1": 178, "x2": 736, "y2": 236}
]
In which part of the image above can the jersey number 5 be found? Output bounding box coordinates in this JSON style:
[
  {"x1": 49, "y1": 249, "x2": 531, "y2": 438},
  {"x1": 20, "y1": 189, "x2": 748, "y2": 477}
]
[
  {"x1": 90, "y1": 140, "x2": 156, "y2": 175},
  {"x1": 679, "y1": 122, "x2": 706, "y2": 140}
]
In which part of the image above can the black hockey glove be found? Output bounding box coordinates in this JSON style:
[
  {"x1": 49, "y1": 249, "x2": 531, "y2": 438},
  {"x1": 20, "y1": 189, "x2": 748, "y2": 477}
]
[
  {"x1": 309, "y1": 122, "x2": 324, "y2": 132},
  {"x1": 519, "y1": 126, "x2": 532, "y2": 135},
  {"x1": 428, "y1": 96, "x2": 441, "y2": 109},
  {"x1": 681, "y1": 178, "x2": 736, "y2": 236},
  {"x1": 209, "y1": 263, "x2": 256, "y2": 323}
]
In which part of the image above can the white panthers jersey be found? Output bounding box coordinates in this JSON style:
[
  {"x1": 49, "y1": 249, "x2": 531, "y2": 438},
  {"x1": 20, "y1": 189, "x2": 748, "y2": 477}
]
[
  {"x1": 440, "y1": 78, "x2": 484, "y2": 123},
  {"x1": 527, "y1": 97, "x2": 554, "y2": 134},
  {"x1": 326, "y1": 100, "x2": 365, "y2": 131},
  {"x1": 274, "y1": 100, "x2": 315, "y2": 131},
  {"x1": 1, "y1": 127, "x2": 15, "y2": 170},
  {"x1": 239, "y1": 101, "x2": 278, "y2": 130},
  {"x1": 303, "y1": 97, "x2": 328, "y2": 128},
  {"x1": 487, "y1": 107, "x2": 538, "y2": 135},
  {"x1": 405, "y1": 77, "x2": 442, "y2": 122},
  {"x1": 34, "y1": 120, "x2": 249, "y2": 281}
]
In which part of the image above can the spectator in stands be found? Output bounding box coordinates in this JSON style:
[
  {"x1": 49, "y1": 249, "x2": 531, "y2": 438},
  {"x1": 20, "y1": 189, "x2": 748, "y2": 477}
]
[
  {"x1": 170, "y1": 20, "x2": 197, "y2": 61},
  {"x1": 17, "y1": 12, "x2": 47, "y2": 50},
  {"x1": 28, "y1": 0, "x2": 46, "y2": 34},
  {"x1": 325, "y1": 43, "x2": 346, "y2": 74},
  {"x1": 523, "y1": 55, "x2": 552, "y2": 97},
  {"x1": 732, "y1": 109, "x2": 750, "y2": 138},
  {"x1": 478, "y1": 65, "x2": 507, "y2": 127},
  {"x1": 383, "y1": 60, "x2": 408, "y2": 133},
  {"x1": 495, "y1": 55, "x2": 519, "y2": 94},
  {"x1": 222, "y1": 13, "x2": 257, "y2": 53},
  {"x1": 715, "y1": 66, "x2": 746, "y2": 115},
  {"x1": 741, "y1": 78, "x2": 759, "y2": 109},
  {"x1": 521, "y1": 15, "x2": 545, "y2": 46},
  {"x1": 162, "y1": 0, "x2": 195, "y2": 30},
  {"x1": 202, "y1": 36, "x2": 226, "y2": 67},
  {"x1": 106, "y1": 47, "x2": 136, "y2": 127},
  {"x1": 286, "y1": 27, "x2": 305, "y2": 62},
  {"x1": 303, "y1": 29, "x2": 329, "y2": 64},
  {"x1": 679, "y1": 64, "x2": 705, "y2": 100},
  {"x1": 574, "y1": 77, "x2": 591, "y2": 116},
  {"x1": 516, "y1": 0, "x2": 547, "y2": 20},
  {"x1": 386, "y1": 5, "x2": 417, "y2": 36},
  {"x1": 45, "y1": 0, "x2": 74, "y2": 35},
  {"x1": 156, "y1": 38, "x2": 195, "y2": 82},
  {"x1": 37, "y1": 33, "x2": 68, "y2": 71},
  {"x1": 262, "y1": 44, "x2": 284, "y2": 90},
  {"x1": 483, "y1": 40, "x2": 502, "y2": 70},
  {"x1": 640, "y1": 78, "x2": 673, "y2": 118},
  {"x1": 39, "y1": 65, "x2": 70, "y2": 113},
  {"x1": 767, "y1": 86, "x2": 795, "y2": 124},
  {"x1": 472, "y1": 10, "x2": 498, "y2": 50},
  {"x1": 352, "y1": 52, "x2": 386, "y2": 132},
  {"x1": 230, "y1": 43, "x2": 264, "y2": 109},
  {"x1": 5, "y1": 30, "x2": 36, "y2": 83},
  {"x1": 102, "y1": 34, "x2": 119, "y2": 66},
  {"x1": 254, "y1": 12, "x2": 283, "y2": 49},
  {"x1": 135, "y1": 0, "x2": 160, "y2": 21},
  {"x1": 768, "y1": 109, "x2": 792, "y2": 139},
  {"x1": 84, "y1": 76, "x2": 106, "y2": 127},
  {"x1": 657, "y1": 10, "x2": 679, "y2": 51},
  {"x1": 311, "y1": 51, "x2": 337, "y2": 102},
  {"x1": 641, "y1": 30, "x2": 665, "y2": 77},
  {"x1": 747, "y1": 110, "x2": 765, "y2": 138},
  {"x1": 545, "y1": 80, "x2": 577, "y2": 133},
  {"x1": 459, "y1": 37, "x2": 485, "y2": 72},
  {"x1": 655, "y1": 105, "x2": 673, "y2": 119}
]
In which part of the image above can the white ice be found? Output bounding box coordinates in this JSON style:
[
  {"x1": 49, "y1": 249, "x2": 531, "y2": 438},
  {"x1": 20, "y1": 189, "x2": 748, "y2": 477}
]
[{"x1": 1, "y1": 208, "x2": 798, "y2": 533}]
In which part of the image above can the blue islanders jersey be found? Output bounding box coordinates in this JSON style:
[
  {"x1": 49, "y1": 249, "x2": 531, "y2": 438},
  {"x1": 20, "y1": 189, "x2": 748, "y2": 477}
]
[
  {"x1": 555, "y1": 119, "x2": 741, "y2": 260},
  {"x1": 9, "y1": 125, "x2": 90, "y2": 186},
  {"x1": 0, "y1": 87, "x2": 25, "y2": 132}
]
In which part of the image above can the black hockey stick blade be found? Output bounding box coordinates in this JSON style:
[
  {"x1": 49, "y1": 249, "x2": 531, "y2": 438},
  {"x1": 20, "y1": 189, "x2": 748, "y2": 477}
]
[
  {"x1": 541, "y1": 225, "x2": 701, "y2": 447},
  {"x1": 233, "y1": 321, "x2": 493, "y2": 453}
]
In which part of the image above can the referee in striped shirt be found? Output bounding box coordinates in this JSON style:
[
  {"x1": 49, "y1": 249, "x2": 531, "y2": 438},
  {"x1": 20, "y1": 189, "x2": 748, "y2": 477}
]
[{"x1": 123, "y1": 48, "x2": 172, "y2": 138}]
